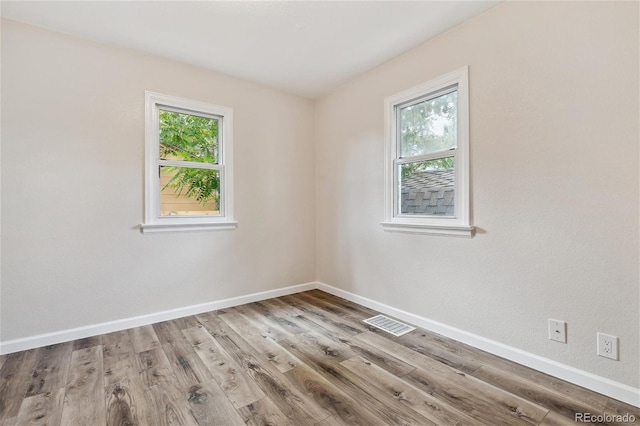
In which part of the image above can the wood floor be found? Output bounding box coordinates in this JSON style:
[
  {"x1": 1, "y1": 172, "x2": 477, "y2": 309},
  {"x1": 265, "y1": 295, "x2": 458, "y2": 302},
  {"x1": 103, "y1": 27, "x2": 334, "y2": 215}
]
[{"x1": 1, "y1": 290, "x2": 638, "y2": 426}]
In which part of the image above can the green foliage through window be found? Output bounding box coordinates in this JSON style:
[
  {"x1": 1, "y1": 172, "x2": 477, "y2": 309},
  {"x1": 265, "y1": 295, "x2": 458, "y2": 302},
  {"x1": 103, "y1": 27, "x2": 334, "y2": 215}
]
[
  {"x1": 399, "y1": 90, "x2": 457, "y2": 180},
  {"x1": 159, "y1": 110, "x2": 220, "y2": 206},
  {"x1": 400, "y1": 90, "x2": 457, "y2": 158}
]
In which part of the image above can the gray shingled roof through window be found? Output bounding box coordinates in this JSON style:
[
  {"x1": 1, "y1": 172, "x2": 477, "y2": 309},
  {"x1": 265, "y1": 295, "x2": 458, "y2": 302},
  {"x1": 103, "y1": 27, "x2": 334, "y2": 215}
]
[{"x1": 401, "y1": 169, "x2": 454, "y2": 215}]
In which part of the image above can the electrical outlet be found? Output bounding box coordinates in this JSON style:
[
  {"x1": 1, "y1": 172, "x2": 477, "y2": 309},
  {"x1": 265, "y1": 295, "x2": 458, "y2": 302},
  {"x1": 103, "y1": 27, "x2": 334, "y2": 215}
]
[
  {"x1": 548, "y1": 319, "x2": 566, "y2": 343},
  {"x1": 597, "y1": 333, "x2": 618, "y2": 360}
]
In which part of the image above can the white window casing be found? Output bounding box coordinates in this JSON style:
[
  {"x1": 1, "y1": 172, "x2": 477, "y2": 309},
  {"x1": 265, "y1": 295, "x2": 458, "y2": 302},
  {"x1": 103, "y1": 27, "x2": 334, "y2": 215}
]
[
  {"x1": 381, "y1": 67, "x2": 474, "y2": 238},
  {"x1": 141, "y1": 92, "x2": 236, "y2": 234}
]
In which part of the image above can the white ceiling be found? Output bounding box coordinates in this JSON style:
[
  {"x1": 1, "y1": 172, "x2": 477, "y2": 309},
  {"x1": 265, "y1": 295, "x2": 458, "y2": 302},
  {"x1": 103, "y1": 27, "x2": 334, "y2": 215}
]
[{"x1": 1, "y1": 1, "x2": 498, "y2": 98}]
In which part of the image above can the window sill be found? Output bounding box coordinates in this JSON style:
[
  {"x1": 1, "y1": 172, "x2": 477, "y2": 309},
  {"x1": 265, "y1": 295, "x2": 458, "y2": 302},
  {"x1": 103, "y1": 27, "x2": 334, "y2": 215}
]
[
  {"x1": 380, "y1": 222, "x2": 475, "y2": 238},
  {"x1": 140, "y1": 221, "x2": 238, "y2": 234}
]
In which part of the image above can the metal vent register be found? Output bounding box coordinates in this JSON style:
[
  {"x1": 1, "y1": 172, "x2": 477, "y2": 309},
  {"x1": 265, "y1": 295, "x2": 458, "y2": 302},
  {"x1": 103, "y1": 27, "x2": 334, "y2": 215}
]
[{"x1": 363, "y1": 315, "x2": 415, "y2": 337}]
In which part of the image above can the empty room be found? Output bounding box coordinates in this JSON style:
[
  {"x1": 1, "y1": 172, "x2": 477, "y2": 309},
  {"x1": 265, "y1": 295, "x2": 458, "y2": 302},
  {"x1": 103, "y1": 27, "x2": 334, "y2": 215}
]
[{"x1": 1, "y1": 1, "x2": 639, "y2": 425}]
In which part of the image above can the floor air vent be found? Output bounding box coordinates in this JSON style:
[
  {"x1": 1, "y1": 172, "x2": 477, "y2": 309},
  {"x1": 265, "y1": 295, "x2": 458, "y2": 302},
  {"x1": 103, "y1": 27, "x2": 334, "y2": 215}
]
[{"x1": 363, "y1": 315, "x2": 415, "y2": 337}]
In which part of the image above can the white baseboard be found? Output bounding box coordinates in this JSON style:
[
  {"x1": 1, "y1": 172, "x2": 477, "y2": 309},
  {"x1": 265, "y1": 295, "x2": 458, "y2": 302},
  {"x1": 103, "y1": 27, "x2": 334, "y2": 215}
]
[
  {"x1": 316, "y1": 282, "x2": 640, "y2": 408},
  {"x1": 0, "y1": 281, "x2": 317, "y2": 355},
  {"x1": 2, "y1": 279, "x2": 638, "y2": 408}
]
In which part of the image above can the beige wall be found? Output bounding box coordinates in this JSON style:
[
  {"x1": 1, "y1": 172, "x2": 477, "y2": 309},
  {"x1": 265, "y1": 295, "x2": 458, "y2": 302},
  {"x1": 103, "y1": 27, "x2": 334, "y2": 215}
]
[
  {"x1": 0, "y1": 19, "x2": 316, "y2": 340},
  {"x1": 1, "y1": 1, "x2": 638, "y2": 391},
  {"x1": 315, "y1": 1, "x2": 639, "y2": 387}
]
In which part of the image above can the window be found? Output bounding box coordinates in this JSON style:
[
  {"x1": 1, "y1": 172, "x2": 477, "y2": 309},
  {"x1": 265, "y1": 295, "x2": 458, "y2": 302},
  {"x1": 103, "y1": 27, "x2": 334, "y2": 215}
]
[
  {"x1": 141, "y1": 92, "x2": 236, "y2": 233},
  {"x1": 381, "y1": 67, "x2": 473, "y2": 237}
]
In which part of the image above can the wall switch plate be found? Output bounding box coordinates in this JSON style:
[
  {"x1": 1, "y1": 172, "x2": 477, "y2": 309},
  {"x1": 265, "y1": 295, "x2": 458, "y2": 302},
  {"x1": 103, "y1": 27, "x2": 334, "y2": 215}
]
[
  {"x1": 597, "y1": 333, "x2": 618, "y2": 360},
  {"x1": 548, "y1": 319, "x2": 567, "y2": 343}
]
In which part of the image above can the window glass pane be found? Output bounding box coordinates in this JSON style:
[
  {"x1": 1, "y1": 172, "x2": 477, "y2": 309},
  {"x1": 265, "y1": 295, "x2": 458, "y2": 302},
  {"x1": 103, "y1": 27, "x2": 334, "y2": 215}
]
[
  {"x1": 159, "y1": 109, "x2": 219, "y2": 164},
  {"x1": 400, "y1": 90, "x2": 457, "y2": 158},
  {"x1": 160, "y1": 166, "x2": 220, "y2": 216},
  {"x1": 399, "y1": 157, "x2": 454, "y2": 216}
]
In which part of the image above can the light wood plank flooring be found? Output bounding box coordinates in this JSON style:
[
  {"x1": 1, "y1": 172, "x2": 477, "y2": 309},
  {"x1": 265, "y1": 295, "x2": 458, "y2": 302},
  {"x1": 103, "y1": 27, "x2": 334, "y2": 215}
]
[{"x1": 1, "y1": 290, "x2": 638, "y2": 425}]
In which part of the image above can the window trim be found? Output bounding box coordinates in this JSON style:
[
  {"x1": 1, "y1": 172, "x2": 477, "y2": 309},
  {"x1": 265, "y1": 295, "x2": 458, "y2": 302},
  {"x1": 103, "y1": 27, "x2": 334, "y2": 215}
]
[
  {"x1": 381, "y1": 67, "x2": 474, "y2": 238},
  {"x1": 141, "y1": 92, "x2": 236, "y2": 234}
]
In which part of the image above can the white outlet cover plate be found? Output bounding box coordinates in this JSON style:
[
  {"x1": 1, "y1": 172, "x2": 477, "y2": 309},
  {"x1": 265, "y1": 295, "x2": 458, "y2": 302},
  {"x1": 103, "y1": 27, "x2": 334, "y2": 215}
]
[
  {"x1": 548, "y1": 319, "x2": 567, "y2": 343},
  {"x1": 597, "y1": 332, "x2": 619, "y2": 360}
]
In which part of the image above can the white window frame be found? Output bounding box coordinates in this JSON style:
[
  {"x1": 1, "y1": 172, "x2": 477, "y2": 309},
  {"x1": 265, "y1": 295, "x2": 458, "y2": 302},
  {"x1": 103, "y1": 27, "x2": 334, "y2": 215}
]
[
  {"x1": 381, "y1": 67, "x2": 474, "y2": 238},
  {"x1": 141, "y1": 92, "x2": 236, "y2": 234}
]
